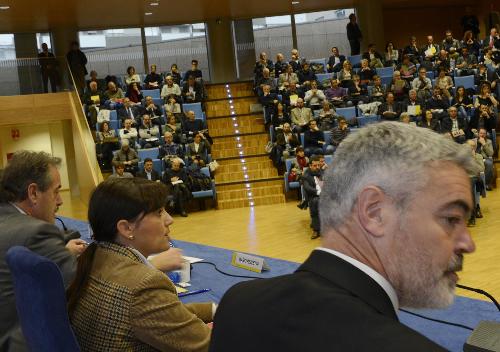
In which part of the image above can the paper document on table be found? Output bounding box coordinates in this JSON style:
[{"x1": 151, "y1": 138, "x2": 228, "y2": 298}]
[
  {"x1": 183, "y1": 256, "x2": 204, "y2": 264},
  {"x1": 175, "y1": 286, "x2": 188, "y2": 294}
]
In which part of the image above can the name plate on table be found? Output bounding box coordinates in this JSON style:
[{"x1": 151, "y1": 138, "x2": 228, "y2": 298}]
[{"x1": 231, "y1": 252, "x2": 269, "y2": 273}]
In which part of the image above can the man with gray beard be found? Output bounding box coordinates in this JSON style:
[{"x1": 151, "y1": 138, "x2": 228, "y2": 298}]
[{"x1": 210, "y1": 122, "x2": 478, "y2": 351}]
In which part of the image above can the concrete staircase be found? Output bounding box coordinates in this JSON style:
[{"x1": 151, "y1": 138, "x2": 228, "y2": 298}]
[{"x1": 205, "y1": 82, "x2": 285, "y2": 209}]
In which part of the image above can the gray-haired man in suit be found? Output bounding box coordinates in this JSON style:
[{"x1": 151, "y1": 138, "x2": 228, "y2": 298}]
[{"x1": 0, "y1": 151, "x2": 87, "y2": 352}]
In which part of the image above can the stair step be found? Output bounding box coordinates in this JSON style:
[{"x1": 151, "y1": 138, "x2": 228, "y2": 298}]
[
  {"x1": 205, "y1": 97, "x2": 258, "y2": 118},
  {"x1": 206, "y1": 83, "x2": 254, "y2": 100},
  {"x1": 216, "y1": 185, "x2": 284, "y2": 201},
  {"x1": 209, "y1": 124, "x2": 265, "y2": 137},
  {"x1": 215, "y1": 169, "x2": 278, "y2": 183},
  {"x1": 212, "y1": 146, "x2": 266, "y2": 159},
  {"x1": 207, "y1": 114, "x2": 264, "y2": 131},
  {"x1": 217, "y1": 194, "x2": 285, "y2": 209},
  {"x1": 216, "y1": 157, "x2": 273, "y2": 173}
]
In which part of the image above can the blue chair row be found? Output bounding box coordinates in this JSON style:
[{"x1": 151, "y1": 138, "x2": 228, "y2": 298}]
[{"x1": 191, "y1": 167, "x2": 217, "y2": 204}]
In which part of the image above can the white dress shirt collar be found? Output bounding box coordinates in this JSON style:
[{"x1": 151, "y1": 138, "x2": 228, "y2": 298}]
[
  {"x1": 315, "y1": 247, "x2": 399, "y2": 312},
  {"x1": 10, "y1": 202, "x2": 27, "y2": 215}
]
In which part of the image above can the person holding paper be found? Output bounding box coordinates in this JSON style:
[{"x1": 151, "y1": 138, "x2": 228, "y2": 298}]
[
  {"x1": 291, "y1": 98, "x2": 313, "y2": 133},
  {"x1": 210, "y1": 122, "x2": 478, "y2": 352},
  {"x1": 67, "y1": 178, "x2": 213, "y2": 351},
  {"x1": 162, "y1": 159, "x2": 191, "y2": 217},
  {"x1": 441, "y1": 107, "x2": 467, "y2": 143},
  {"x1": 404, "y1": 89, "x2": 424, "y2": 121},
  {"x1": 411, "y1": 68, "x2": 432, "y2": 101}
]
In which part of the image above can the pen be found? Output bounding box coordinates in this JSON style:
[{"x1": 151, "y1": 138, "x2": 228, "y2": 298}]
[{"x1": 178, "y1": 289, "x2": 211, "y2": 298}]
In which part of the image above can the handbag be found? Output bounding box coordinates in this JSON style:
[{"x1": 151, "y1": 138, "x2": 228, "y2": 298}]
[{"x1": 288, "y1": 170, "x2": 297, "y2": 182}]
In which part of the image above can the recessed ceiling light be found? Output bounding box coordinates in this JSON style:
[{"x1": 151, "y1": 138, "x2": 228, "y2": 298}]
[
  {"x1": 0, "y1": 5, "x2": 10, "y2": 10},
  {"x1": 150, "y1": 2, "x2": 159, "y2": 6},
  {"x1": 145, "y1": 12, "x2": 153, "y2": 15},
  {"x1": 292, "y1": 1, "x2": 300, "y2": 4}
]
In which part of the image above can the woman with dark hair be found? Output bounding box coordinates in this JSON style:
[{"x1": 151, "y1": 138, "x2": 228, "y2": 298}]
[
  {"x1": 417, "y1": 110, "x2": 440, "y2": 132},
  {"x1": 125, "y1": 66, "x2": 141, "y2": 87},
  {"x1": 461, "y1": 30, "x2": 480, "y2": 57},
  {"x1": 168, "y1": 64, "x2": 182, "y2": 85},
  {"x1": 384, "y1": 42, "x2": 399, "y2": 67},
  {"x1": 67, "y1": 178, "x2": 213, "y2": 351},
  {"x1": 96, "y1": 121, "x2": 118, "y2": 170},
  {"x1": 126, "y1": 82, "x2": 143, "y2": 103},
  {"x1": 451, "y1": 85, "x2": 473, "y2": 119}
]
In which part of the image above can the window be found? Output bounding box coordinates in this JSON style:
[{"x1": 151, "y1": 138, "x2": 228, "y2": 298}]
[
  {"x1": 294, "y1": 9, "x2": 354, "y2": 59},
  {"x1": 78, "y1": 28, "x2": 144, "y2": 78},
  {"x1": 36, "y1": 32, "x2": 52, "y2": 51},
  {"x1": 251, "y1": 16, "x2": 293, "y2": 61},
  {"x1": 145, "y1": 23, "x2": 210, "y2": 81},
  {"x1": 0, "y1": 34, "x2": 18, "y2": 95}
]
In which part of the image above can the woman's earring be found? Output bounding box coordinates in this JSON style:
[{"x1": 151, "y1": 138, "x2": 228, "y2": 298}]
[{"x1": 128, "y1": 235, "x2": 135, "y2": 240}]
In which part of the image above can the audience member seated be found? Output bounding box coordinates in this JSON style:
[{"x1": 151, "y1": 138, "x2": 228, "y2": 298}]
[
  {"x1": 469, "y1": 104, "x2": 496, "y2": 135},
  {"x1": 96, "y1": 121, "x2": 119, "y2": 170},
  {"x1": 258, "y1": 85, "x2": 279, "y2": 124},
  {"x1": 384, "y1": 42, "x2": 399, "y2": 67},
  {"x1": 273, "y1": 122, "x2": 300, "y2": 163},
  {"x1": 254, "y1": 52, "x2": 274, "y2": 84},
  {"x1": 112, "y1": 140, "x2": 139, "y2": 175},
  {"x1": 255, "y1": 68, "x2": 276, "y2": 94},
  {"x1": 475, "y1": 83, "x2": 499, "y2": 112},
  {"x1": 182, "y1": 110, "x2": 210, "y2": 144},
  {"x1": 126, "y1": 82, "x2": 143, "y2": 104},
  {"x1": 86, "y1": 70, "x2": 106, "y2": 91},
  {"x1": 304, "y1": 81, "x2": 326, "y2": 108},
  {"x1": 182, "y1": 76, "x2": 203, "y2": 103},
  {"x1": 281, "y1": 82, "x2": 303, "y2": 107},
  {"x1": 138, "y1": 114, "x2": 160, "y2": 148},
  {"x1": 82, "y1": 81, "x2": 103, "y2": 128},
  {"x1": 411, "y1": 67, "x2": 432, "y2": 100},
  {"x1": 136, "y1": 157, "x2": 161, "y2": 181},
  {"x1": 67, "y1": 179, "x2": 212, "y2": 350},
  {"x1": 161, "y1": 75, "x2": 182, "y2": 101},
  {"x1": 466, "y1": 138, "x2": 486, "y2": 224},
  {"x1": 324, "y1": 79, "x2": 347, "y2": 107},
  {"x1": 119, "y1": 118, "x2": 139, "y2": 147},
  {"x1": 434, "y1": 50, "x2": 451, "y2": 73},
  {"x1": 399, "y1": 112, "x2": 413, "y2": 125},
  {"x1": 452, "y1": 86, "x2": 473, "y2": 119},
  {"x1": 289, "y1": 146, "x2": 309, "y2": 182},
  {"x1": 270, "y1": 102, "x2": 291, "y2": 129},
  {"x1": 483, "y1": 47, "x2": 499, "y2": 69},
  {"x1": 164, "y1": 95, "x2": 182, "y2": 116},
  {"x1": 403, "y1": 89, "x2": 424, "y2": 121},
  {"x1": 441, "y1": 29, "x2": 460, "y2": 53},
  {"x1": 456, "y1": 47, "x2": 478, "y2": 76},
  {"x1": 183, "y1": 59, "x2": 203, "y2": 81},
  {"x1": 420, "y1": 35, "x2": 439, "y2": 68},
  {"x1": 426, "y1": 87, "x2": 450, "y2": 120},
  {"x1": 118, "y1": 97, "x2": 141, "y2": 123},
  {"x1": 301, "y1": 156, "x2": 323, "y2": 239},
  {"x1": 475, "y1": 63, "x2": 490, "y2": 87},
  {"x1": 461, "y1": 30, "x2": 481, "y2": 57},
  {"x1": 289, "y1": 48, "x2": 302, "y2": 72},
  {"x1": 144, "y1": 64, "x2": 162, "y2": 89},
  {"x1": 278, "y1": 64, "x2": 299, "y2": 90},
  {"x1": 378, "y1": 92, "x2": 401, "y2": 120},
  {"x1": 362, "y1": 43, "x2": 384, "y2": 68},
  {"x1": 125, "y1": 66, "x2": 141, "y2": 87},
  {"x1": 442, "y1": 106, "x2": 467, "y2": 143},
  {"x1": 358, "y1": 59, "x2": 375, "y2": 85},
  {"x1": 398, "y1": 54, "x2": 417, "y2": 81},
  {"x1": 164, "y1": 114, "x2": 184, "y2": 143},
  {"x1": 144, "y1": 96, "x2": 162, "y2": 125},
  {"x1": 168, "y1": 63, "x2": 182, "y2": 85},
  {"x1": 485, "y1": 27, "x2": 500, "y2": 49},
  {"x1": 435, "y1": 69, "x2": 453, "y2": 99},
  {"x1": 330, "y1": 117, "x2": 350, "y2": 148},
  {"x1": 346, "y1": 75, "x2": 369, "y2": 106},
  {"x1": 370, "y1": 75, "x2": 386, "y2": 103},
  {"x1": 104, "y1": 81, "x2": 125, "y2": 103},
  {"x1": 317, "y1": 101, "x2": 337, "y2": 130},
  {"x1": 291, "y1": 98, "x2": 313, "y2": 133},
  {"x1": 108, "y1": 164, "x2": 134, "y2": 179},
  {"x1": 274, "y1": 53, "x2": 287, "y2": 77},
  {"x1": 475, "y1": 128, "x2": 494, "y2": 189},
  {"x1": 162, "y1": 159, "x2": 191, "y2": 217},
  {"x1": 159, "y1": 132, "x2": 185, "y2": 168},
  {"x1": 338, "y1": 60, "x2": 354, "y2": 88},
  {"x1": 186, "y1": 133, "x2": 209, "y2": 164},
  {"x1": 304, "y1": 120, "x2": 331, "y2": 156},
  {"x1": 297, "y1": 61, "x2": 317, "y2": 90},
  {"x1": 402, "y1": 36, "x2": 420, "y2": 64},
  {"x1": 327, "y1": 46, "x2": 345, "y2": 73},
  {"x1": 418, "y1": 110, "x2": 440, "y2": 132}
]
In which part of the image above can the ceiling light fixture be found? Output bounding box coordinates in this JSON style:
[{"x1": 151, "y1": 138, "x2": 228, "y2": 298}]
[
  {"x1": 0, "y1": 5, "x2": 10, "y2": 10},
  {"x1": 292, "y1": 1, "x2": 300, "y2": 4},
  {"x1": 150, "y1": 2, "x2": 159, "y2": 6},
  {"x1": 145, "y1": 12, "x2": 153, "y2": 15}
]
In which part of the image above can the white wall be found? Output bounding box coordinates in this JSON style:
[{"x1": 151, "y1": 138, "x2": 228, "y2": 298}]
[{"x1": 0, "y1": 122, "x2": 70, "y2": 190}]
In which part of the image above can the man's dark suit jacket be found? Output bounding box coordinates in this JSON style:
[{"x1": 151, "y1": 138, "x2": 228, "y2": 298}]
[
  {"x1": 441, "y1": 116, "x2": 468, "y2": 133},
  {"x1": 0, "y1": 203, "x2": 76, "y2": 349},
  {"x1": 136, "y1": 169, "x2": 161, "y2": 181},
  {"x1": 327, "y1": 54, "x2": 346, "y2": 73},
  {"x1": 209, "y1": 250, "x2": 447, "y2": 352}
]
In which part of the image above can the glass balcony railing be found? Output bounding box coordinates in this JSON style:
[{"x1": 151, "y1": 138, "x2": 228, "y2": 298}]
[{"x1": 0, "y1": 56, "x2": 76, "y2": 96}]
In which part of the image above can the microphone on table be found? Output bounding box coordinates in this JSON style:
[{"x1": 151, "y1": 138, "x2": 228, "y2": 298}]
[{"x1": 458, "y1": 284, "x2": 500, "y2": 352}]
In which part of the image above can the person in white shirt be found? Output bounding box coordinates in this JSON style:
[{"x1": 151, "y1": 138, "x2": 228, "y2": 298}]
[
  {"x1": 160, "y1": 75, "x2": 182, "y2": 100},
  {"x1": 304, "y1": 81, "x2": 326, "y2": 107},
  {"x1": 119, "y1": 119, "x2": 139, "y2": 147},
  {"x1": 138, "y1": 114, "x2": 160, "y2": 148}
]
